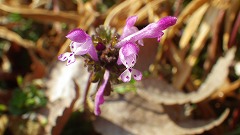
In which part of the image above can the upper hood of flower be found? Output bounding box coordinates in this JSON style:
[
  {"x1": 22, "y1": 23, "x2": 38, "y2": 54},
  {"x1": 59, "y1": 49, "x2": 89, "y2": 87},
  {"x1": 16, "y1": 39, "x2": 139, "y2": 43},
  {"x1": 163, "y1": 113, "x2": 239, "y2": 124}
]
[
  {"x1": 66, "y1": 28, "x2": 89, "y2": 43},
  {"x1": 116, "y1": 16, "x2": 177, "y2": 48}
]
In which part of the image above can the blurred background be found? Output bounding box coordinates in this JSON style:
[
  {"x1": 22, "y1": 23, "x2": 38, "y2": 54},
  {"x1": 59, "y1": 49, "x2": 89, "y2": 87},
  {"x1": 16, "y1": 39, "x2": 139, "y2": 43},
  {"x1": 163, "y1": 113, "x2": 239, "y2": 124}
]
[{"x1": 0, "y1": 0, "x2": 239, "y2": 135}]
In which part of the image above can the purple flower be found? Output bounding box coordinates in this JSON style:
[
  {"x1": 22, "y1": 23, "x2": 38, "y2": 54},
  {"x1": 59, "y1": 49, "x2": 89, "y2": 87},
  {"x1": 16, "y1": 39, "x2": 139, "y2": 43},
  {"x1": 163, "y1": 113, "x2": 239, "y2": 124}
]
[
  {"x1": 120, "y1": 68, "x2": 142, "y2": 82},
  {"x1": 119, "y1": 16, "x2": 143, "y2": 46},
  {"x1": 117, "y1": 42, "x2": 139, "y2": 66},
  {"x1": 118, "y1": 43, "x2": 142, "y2": 82},
  {"x1": 58, "y1": 29, "x2": 98, "y2": 65},
  {"x1": 94, "y1": 70, "x2": 110, "y2": 115},
  {"x1": 116, "y1": 16, "x2": 177, "y2": 48}
]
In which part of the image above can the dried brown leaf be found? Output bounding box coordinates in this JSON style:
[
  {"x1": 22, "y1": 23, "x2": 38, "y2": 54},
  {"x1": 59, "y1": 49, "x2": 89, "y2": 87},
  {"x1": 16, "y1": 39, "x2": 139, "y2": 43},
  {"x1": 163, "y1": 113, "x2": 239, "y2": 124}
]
[
  {"x1": 93, "y1": 93, "x2": 229, "y2": 135},
  {"x1": 39, "y1": 59, "x2": 97, "y2": 134},
  {"x1": 163, "y1": 104, "x2": 229, "y2": 134},
  {"x1": 51, "y1": 80, "x2": 80, "y2": 135},
  {"x1": 137, "y1": 48, "x2": 236, "y2": 105}
]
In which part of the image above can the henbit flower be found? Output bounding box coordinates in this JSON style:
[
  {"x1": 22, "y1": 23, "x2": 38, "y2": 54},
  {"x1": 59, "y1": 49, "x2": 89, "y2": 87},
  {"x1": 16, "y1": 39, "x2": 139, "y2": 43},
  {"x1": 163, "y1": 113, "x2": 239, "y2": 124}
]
[
  {"x1": 94, "y1": 70, "x2": 110, "y2": 115},
  {"x1": 116, "y1": 16, "x2": 177, "y2": 48},
  {"x1": 119, "y1": 16, "x2": 143, "y2": 46},
  {"x1": 117, "y1": 42, "x2": 139, "y2": 66},
  {"x1": 117, "y1": 43, "x2": 142, "y2": 82},
  {"x1": 58, "y1": 28, "x2": 98, "y2": 65},
  {"x1": 120, "y1": 68, "x2": 142, "y2": 82}
]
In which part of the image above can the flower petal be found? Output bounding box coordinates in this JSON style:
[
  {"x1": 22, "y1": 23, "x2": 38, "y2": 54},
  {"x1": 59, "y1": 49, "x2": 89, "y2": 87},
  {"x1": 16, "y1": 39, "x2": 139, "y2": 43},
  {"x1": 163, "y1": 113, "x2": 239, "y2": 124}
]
[
  {"x1": 121, "y1": 43, "x2": 139, "y2": 57},
  {"x1": 87, "y1": 41, "x2": 99, "y2": 61},
  {"x1": 70, "y1": 37, "x2": 98, "y2": 61},
  {"x1": 117, "y1": 57, "x2": 122, "y2": 65},
  {"x1": 69, "y1": 41, "x2": 83, "y2": 52},
  {"x1": 126, "y1": 16, "x2": 138, "y2": 27},
  {"x1": 137, "y1": 39, "x2": 144, "y2": 46},
  {"x1": 94, "y1": 70, "x2": 110, "y2": 115},
  {"x1": 66, "y1": 28, "x2": 88, "y2": 43},
  {"x1": 116, "y1": 16, "x2": 177, "y2": 48},
  {"x1": 120, "y1": 69, "x2": 131, "y2": 82},
  {"x1": 66, "y1": 53, "x2": 76, "y2": 66},
  {"x1": 119, "y1": 43, "x2": 139, "y2": 68},
  {"x1": 74, "y1": 40, "x2": 90, "y2": 55},
  {"x1": 58, "y1": 52, "x2": 71, "y2": 61},
  {"x1": 132, "y1": 68, "x2": 142, "y2": 81},
  {"x1": 120, "y1": 16, "x2": 139, "y2": 40},
  {"x1": 124, "y1": 54, "x2": 136, "y2": 68},
  {"x1": 120, "y1": 27, "x2": 139, "y2": 40},
  {"x1": 157, "y1": 16, "x2": 177, "y2": 30}
]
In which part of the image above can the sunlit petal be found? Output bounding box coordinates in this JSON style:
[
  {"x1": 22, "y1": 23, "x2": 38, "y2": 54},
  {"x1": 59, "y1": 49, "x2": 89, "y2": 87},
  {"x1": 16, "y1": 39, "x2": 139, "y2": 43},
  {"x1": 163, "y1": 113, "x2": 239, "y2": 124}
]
[
  {"x1": 120, "y1": 69, "x2": 131, "y2": 82},
  {"x1": 66, "y1": 28, "x2": 88, "y2": 43},
  {"x1": 132, "y1": 68, "x2": 142, "y2": 81},
  {"x1": 94, "y1": 70, "x2": 110, "y2": 115},
  {"x1": 116, "y1": 16, "x2": 177, "y2": 48},
  {"x1": 58, "y1": 52, "x2": 71, "y2": 62},
  {"x1": 66, "y1": 54, "x2": 76, "y2": 66}
]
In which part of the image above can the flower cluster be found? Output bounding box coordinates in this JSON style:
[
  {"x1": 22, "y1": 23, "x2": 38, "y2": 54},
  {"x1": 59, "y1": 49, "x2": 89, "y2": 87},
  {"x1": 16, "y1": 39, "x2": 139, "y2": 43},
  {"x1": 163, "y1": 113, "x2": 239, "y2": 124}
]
[{"x1": 58, "y1": 16, "x2": 177, "y2": 115}]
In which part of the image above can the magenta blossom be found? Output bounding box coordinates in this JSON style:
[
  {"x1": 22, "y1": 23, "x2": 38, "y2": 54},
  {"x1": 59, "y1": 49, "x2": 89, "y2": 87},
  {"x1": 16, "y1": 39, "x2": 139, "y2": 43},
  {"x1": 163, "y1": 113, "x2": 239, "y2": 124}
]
[
  {"x1": 120, "y1": 68, "x2": 142, "y2": 82},
  {"x1": 119, "y1": 16, "x2": 143, "y2": 46},
  {"x1": 116, "y1": 16, "x2": 177, "y2": 48},
  {"x1": 57, "y1": 15, "x2": 177, "y2": 116},
  {"x1": 58, "y1": 28, "x2": 98, "y2": 65},
  {"x1": 94, "y1": 70, "x2": 110, "y2": 115},
  {"x1": 118, "y1": 43, "x2": 142, "y2": 82}
]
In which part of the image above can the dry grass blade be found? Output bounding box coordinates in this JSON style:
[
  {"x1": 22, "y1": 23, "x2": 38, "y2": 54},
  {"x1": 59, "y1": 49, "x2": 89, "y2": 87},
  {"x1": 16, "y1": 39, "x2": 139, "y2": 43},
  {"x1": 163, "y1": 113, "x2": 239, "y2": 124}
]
[
  {"x1": 0, "y1": 4, "x2": 80, "y2": 24},
  {"x1": 169, "y1": 0, "x2": 208, "y2": 37},
  {"x1": 135, "y1": 0, "x2": 167, "y2": 22},
  {"x1": 58, "y1": 40, "x2": 71, "y2": 55},
  {"x1": 211, "y1": 79, "x2": 240, "y2": 99},
  {"x1": 173, "y1": 6, "x2": 220, "y2": 89},
  {"x1": 166, "y1": 41, "x2": 182, "y2": 69},
  {"x1": 203, "y1": 10, "x2": 225, "y2": 73},
  {"x1": 229, "y1": 11, "x2": 240, "y2": 47},
  {"x1": 30, "y1": 0, "x2": 49, "y2": 8},
  {"x1": 223, "y1": 0, "x2": 240, "y2": 49},
  {"x1": 0, "y1": 115, "x2": 8, "y2": 135},
  {"x1": 0, "y1": 26, "x2": 35, "y2": 49},
  {"x1": 104, "y1": 0, "x2": 143, "y2": 27},
  {"x1": 179, "y1": 3, "x2": 209, "y2": 57},
  {"x1": 137, "y1": 48, "x2": 236, "y2": 105},
  {"x1": 94, "y1": 93, "x2": 230, "y2": 135},
  {"x1": 104, "y1": 0, "x2": 169, "y2": 29}
]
